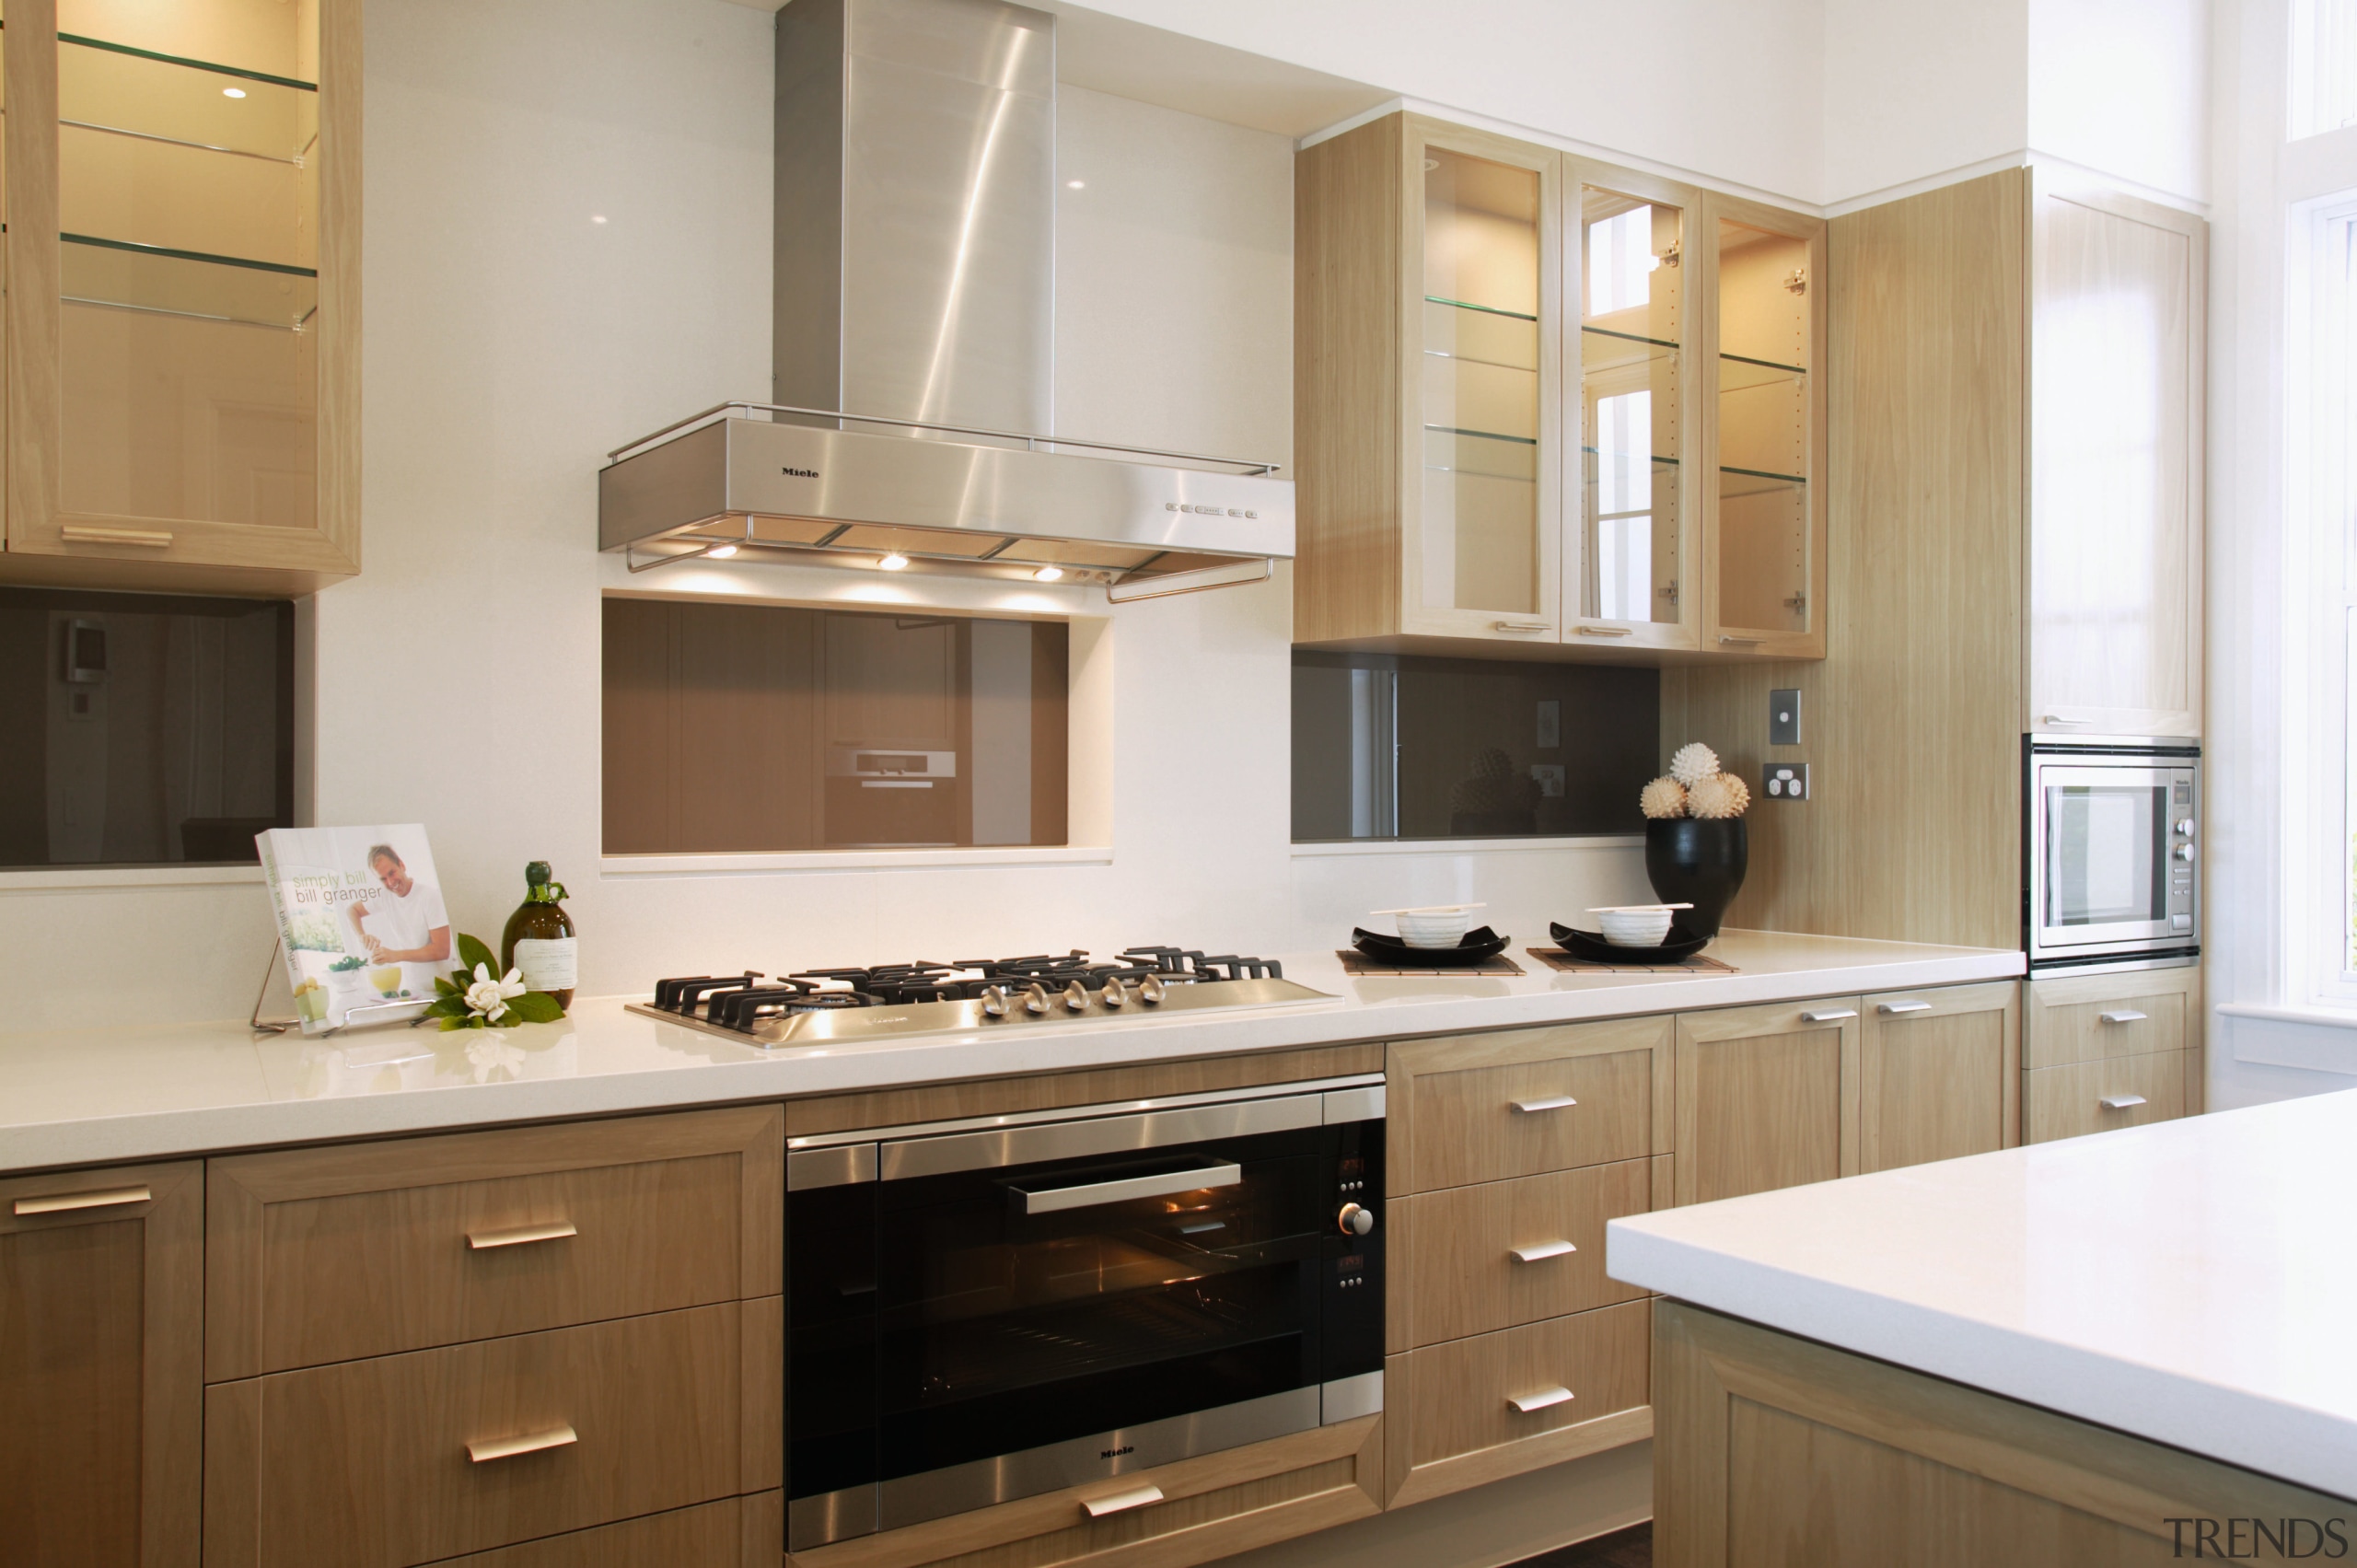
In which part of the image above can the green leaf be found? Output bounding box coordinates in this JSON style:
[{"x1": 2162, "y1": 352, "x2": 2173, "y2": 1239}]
[
  {"x1": 437, "y1": 1016, "x2": 468, "y2": 1032},
  {"x1": 505, "y1": 992, "x2": 564, "y2": 1024},
  {"x1": 424, "y1": 998, "x2": 465, "y2": 1019},
  {"x1": 434, "y1": 976, "x2": 462, "y2": 1000},
  {"x1": 456, "y1": 933, "x2": 498, "y2": 977}
]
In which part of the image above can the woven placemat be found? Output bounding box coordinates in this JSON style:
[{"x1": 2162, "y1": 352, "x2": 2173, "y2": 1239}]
[
  {"x1": 1527, "y1": 947, "x2": 1739, "y2": 975},
  {"x1": 1336, "y1": 949, "x2": 1527, "y2": 977}
]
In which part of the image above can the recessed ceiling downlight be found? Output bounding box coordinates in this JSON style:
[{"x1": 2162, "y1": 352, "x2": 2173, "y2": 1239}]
[
  {"x1": 878, "y1": 553, "x2": 910, "y2": 571},
  {"x1": 1032, "y1": 565, "x2": 1063, "y2": 582},
  {"x1": 707, "y1": 543, "x2": 737, "y2": 559},
  {"x1": 223, "y1": 86, "x2": 248, "y2": 99}
]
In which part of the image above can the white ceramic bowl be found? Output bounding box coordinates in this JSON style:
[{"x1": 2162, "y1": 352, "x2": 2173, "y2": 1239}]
[
  {"x1": 1586, "y1": 904, "x2": 1681, "y2": 947},
  {"x1": 1382, "y1": 905, "x2": 1479, "y2": 949}
]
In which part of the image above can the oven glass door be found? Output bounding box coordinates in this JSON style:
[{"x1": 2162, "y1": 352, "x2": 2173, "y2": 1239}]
[{"x1": 2036, "y1": 764, "x2": 2177, "y2": 949}]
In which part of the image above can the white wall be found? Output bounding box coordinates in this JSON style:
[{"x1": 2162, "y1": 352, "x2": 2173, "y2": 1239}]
[
  {"x1": 2028, "y1": 0, "x2": 2212, "y2": 205},
  {"x1": 0, "y1": 1, "x2": 1653, "y2": 1029},
  {"x1": 1820, "y1": 0, "x2": 2027, "y2": 206}
]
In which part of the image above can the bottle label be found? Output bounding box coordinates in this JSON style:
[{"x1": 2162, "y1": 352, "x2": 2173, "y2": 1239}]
[{"x1": 513, "y1": 938, "x2": 578, "y2": 992}]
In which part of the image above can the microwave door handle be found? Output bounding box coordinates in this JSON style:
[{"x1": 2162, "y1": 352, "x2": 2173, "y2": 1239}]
[{"x1": 1014, "y1": 1159, "x2": 1244, "y2": 1216}]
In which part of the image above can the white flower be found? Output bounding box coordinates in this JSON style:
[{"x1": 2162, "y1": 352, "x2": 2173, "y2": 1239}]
[{"x1": 464, "y1": 963, "x2": 528, "y2": 1024}]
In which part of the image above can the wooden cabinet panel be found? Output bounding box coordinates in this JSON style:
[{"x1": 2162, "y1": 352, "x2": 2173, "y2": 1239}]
[
  {"x1": 1858, "y1": 981, "x2": 2021, "y2": 1172},
  {"x1": 1387, "y1": 1015, "x2": 1670, "y2": 1194},
  {"x1": 2027, "y1": 174, "x2": 2205, "y2": 739},
  {"x1": 203, "y1": 1301, "x2": 773, "y2": 1568},
  {"x1": 1384, "y1": 1301, "x2": 1652, "y2": 1510},
  {"x1": 2025, "y1": 1051, "x2": 2189, "y2": 1144},
  {"x1": 1654, "y1": 1300, "x2": 2335, "y2": 1568},
  {"x1": 0, "y1": 1160, "x2": 202, "y2": 1568},
  {"x1": 1390, "y1": 1158, "x2": 1655, "y2": 1350},
  {"x1": 425, "y1": 1494, "x2": 778, "y2": 1568},
  {"x1": 1674, "y1": 998, "x2": 1859, "y2": 1206},
  {"x1": 206, "y1": 1105, "x2": 782, "y2": 1379},
  {"x1": 2024, "y1": 966, "x2": 2198, "y2": 1069},
  {"x1": 784, "y1": 1418, "x2": 1382, "y2": 1568}
]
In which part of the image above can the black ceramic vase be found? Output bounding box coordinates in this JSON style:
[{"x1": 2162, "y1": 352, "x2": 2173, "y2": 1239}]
[{"x1": 1645, "y1": 818, "x2": 1747, "y2": 938}]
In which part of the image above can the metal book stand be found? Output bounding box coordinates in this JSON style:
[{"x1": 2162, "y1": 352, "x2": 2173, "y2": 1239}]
[{"x1": 249, "y1": 935, "x2": 434, "y2": 1037}]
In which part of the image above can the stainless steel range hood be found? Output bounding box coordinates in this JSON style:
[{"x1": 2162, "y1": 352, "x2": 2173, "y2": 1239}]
[{"x1": 598, "y1": 0, "x2": 1293, "y2": 599}]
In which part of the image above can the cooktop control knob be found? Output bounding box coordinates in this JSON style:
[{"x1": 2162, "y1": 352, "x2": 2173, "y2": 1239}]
[
  {"x1": 1100, "y1": 981, "x2": 1128, "y2": 1008},
  {"x1": 1338, "y1": 1202, "x2": 1375, "y2": 1237},
  {"x1": 1140, "y1": 974, "x2": 1169, "y2": 1005},
  {"x1": 1023, "y1": 982, "x2": 1051, "y2": 1016},
  {"x1": 1062, "y1": 980, "x2": 1091, "y2": 1012},
  {"x1": 981, "y1": 985, "x2": 1011, "y2": 1018}
]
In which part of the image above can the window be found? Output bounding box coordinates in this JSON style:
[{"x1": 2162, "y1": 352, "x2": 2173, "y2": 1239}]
[
  {"x1": 0, "y1": 587, "x2": 296, "y2": 868},
  {"x1": 600, "y1": 598, "x2": 1068, "y2": 854},
  {"x1": 2293, "y1": 0, "x2": 2357, "y2": 138},
  {"x1": 1291, "y1": 652, "x2": 1656, "y2": 841}
]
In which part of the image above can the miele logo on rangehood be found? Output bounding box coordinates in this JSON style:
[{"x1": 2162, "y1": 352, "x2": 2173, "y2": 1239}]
[
  {"x1": 1167, "y1": 502, "x2": 1258, "y2": 518},
  {"x1": 780, "y1": 466, "x2": 820, "y2": 479}
]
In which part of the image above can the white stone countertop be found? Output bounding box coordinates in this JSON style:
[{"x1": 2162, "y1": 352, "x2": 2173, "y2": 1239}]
[
  {"x1": 1608, "y1": 1089, "x2": 2357, "y2": 1501},
  {"x1": 0, "y1": 928, "x2": 2016, "y2": 1174}
]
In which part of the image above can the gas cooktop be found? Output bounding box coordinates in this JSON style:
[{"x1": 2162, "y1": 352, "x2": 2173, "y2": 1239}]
[{"x1": 629, "y1": 947, "x2": 1334, "y2": 1049}]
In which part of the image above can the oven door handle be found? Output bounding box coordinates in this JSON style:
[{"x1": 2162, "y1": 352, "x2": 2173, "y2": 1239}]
[{"x1": 1012, "y1": 1158, "x2": 1244, "y2": 1215}]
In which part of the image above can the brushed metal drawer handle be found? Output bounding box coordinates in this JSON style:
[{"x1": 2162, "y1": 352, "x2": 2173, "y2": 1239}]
[
  {"x1": 1507, "y1": 1386, "x2": 1573, "y2": 1414},
  {"x1": 1492, "y1": 621, "x2": 1553, "y2": 633},
  {"x1": 1800, "y1": 1008, "x2": 1857, "y2": 1023},
  {"x1": 1082, "y1": 1483, "x2": 1163, "y2": 1518},
  {"x1": 1717, "y1": 634, "x2": 1761, "y2": 645},
  {"x1": 1573, "y1": 624, "x2": 1632, "y2": 637},
  {"x1": 61, "y1": 525, "x2": 173, "y2": 548},
  {"x1": 468, "y1": 1221, "x2": 579, "y2": 1250},
  {"x1": 2099, "y1": 1093, "x2": 2148, "y2": 1110},
  {"x1": 1510, "y1": 1239, "x2": 1577, "y2": 1264},
  {"x1": 1876, "y1": 1001, "x2": 1931, "y2": 1015},
  {"x1": 1510, "y1": 1095, "x2": 1577, "y2": 1114},
  {"x1": 2098, "y1": 1010, "x2": 2149, "y2": 1025},
  {"x1": 467, "y1": 1423, "x2": 577, "y2": 1463},
  {"x1": 13, "y1": 1184, "x2": 151, "y2": 1216}
]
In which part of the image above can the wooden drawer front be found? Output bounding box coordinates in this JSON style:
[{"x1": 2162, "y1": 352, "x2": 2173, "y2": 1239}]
[
  {"x1": 2024, "y1": 968, "x2": 2195, "y2": 1068},
  {"x1": 1390, "y1": 1158, "x2": 1655, "y2": 1350},
  {"x1": 1405, "y1": 1302, "x2": 1650, "y2": 1470},
  {"x1": 1674, "y1": 999, "x2": 1860, "y2": 1206},
  {"x1": 207, "y1": 1105, "x2": 783, "y2": 1378},
  {"x1": 2025, "y1": 1051, "x2": 2189, "y2": 1143},
  {"x1": 428, "y1": 1493, "x2": 778, "y2": 1567},
  {"x1": 1859, "y1": 981, "x2": 2021, "y2": 1173},
  {"x1": 203, "y1": 1300, "x2": 779, "y2": 1568},
  {"x1": 1393, "y1": 1016, "x2": 1669, "y2": 1193}
]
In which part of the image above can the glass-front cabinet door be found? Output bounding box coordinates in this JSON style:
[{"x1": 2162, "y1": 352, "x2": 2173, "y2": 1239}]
[
  {"x1": 1565, "y1": 164, "x2": 1696, "y2": 652},
  {"x1": 4, "y1": 0, "x2": 358, "y2": 589},
  {"x1": 1702, "y1": 194, "x2": 1826, "y2": 656},
  {"x1": 1403, "y1": 120, "x2": 1561, "y2": 644}
]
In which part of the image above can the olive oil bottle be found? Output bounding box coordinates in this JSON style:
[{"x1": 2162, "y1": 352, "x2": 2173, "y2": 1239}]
[{"x1": 501, "y1": 862, "x2": 576, "y2": 1009}]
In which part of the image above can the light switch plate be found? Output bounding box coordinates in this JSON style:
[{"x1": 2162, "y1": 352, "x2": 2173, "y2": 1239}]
[
  {"x1": 1769, "y1": 689, "x2": 1802, "y2": 747},
  {"x1": 1764, "y1": 762, "x2": 1810, "y2": 801}
]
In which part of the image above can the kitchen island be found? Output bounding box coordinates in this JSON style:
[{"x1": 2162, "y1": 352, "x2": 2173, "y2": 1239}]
[{"x1": 1608, "y1": 1091, "x2": 2357, "y2": 1563}]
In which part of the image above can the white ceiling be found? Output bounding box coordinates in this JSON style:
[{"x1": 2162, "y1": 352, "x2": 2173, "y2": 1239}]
[{"x1": 713, "y1": 0, "x2": 1391, "y2": 140}]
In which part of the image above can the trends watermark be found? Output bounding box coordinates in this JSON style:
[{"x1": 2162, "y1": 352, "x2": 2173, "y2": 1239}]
[{"x1": 2165, "y1": 1517, "x2": 2351, "y2": 1559}]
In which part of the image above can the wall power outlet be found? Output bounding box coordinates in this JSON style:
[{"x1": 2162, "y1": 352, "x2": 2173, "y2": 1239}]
[{"x1": 1764, "y1": 762, "x2": 1810, "y2": 801}]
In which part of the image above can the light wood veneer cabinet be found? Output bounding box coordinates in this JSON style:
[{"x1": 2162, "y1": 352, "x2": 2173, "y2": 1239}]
[
  {"x1": 2025, "y1": 965, "x2": 2202, "y2": 1143},
  {"x1": 1858, "y1": 981, "x2": 2021, "y2": 1171},
  {"x1": 202, "y1": 1105, "x2": 784, "y2": 1568},
  {"x1": 1655, "y1": 1300, "x2": 2334, "y2": 1566},
  {"x1": 0, "y1": 0, "x2": 361, "y2": 597},
  {"x1": 1673, "y1": 998, "x2": 1860, "y2": 1205},
  {"x1": 0, "y1": 1161, "x2": 203, "y2": 1568},
  {"x1": 1293, "y1": 110, "x2": 1828, "y2": 664}
]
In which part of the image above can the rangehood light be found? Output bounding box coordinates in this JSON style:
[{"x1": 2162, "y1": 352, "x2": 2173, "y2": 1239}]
[
  {"x1": 1032, "y1": 565, "x2": 1063, "y2": 582},
  {"x1": 878, "y1": 553, "x2": 910, "y2": 571},
  {"x1": 706, "y1": 543, "x2": 738, "y2": 558}
]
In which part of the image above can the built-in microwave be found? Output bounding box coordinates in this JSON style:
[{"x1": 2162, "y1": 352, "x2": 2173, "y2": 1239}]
[{"x1": 2024, "y1": 738, "x2": 2199, "y2": 972}]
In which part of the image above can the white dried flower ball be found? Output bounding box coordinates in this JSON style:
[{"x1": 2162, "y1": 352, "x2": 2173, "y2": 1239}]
[
  {"x1": 1640, "y1": 776, "x2": 1688, "y2": 819},
  {"x1": 1688, "y1": 772, "x2": 1751, "y2": 819},
  {"x1": 1669, "y1": 742, "x2": 1721, "y2": 786}
]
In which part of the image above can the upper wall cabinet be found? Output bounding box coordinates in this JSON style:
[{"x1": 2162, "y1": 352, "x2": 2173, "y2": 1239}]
[
  {"x1": 1295, "y1": 112, "x2": 1826, "y2": 664},
  {"x1": 0, "y1": 0, "x2": 360, "y2": 598},
  {"x1": 2026, "y1": 173, "x2": 2203, "y2": 738}
]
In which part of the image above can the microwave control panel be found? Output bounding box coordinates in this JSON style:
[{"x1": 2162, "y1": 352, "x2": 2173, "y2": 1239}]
[{"x1": 2167, "y1": 776, "x2": 2197, "y2": 934}]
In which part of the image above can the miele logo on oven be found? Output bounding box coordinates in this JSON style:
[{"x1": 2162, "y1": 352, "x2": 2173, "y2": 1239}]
[
  {"x1": 780, "y1": 466, "x2": 819, "y2": 479},
  {"x1": 1099, "y1": 1445, "x2": 1135, "y2": 1460}
]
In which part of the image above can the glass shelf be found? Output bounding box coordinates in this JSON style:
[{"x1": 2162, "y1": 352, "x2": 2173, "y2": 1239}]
[
  {"x1": 63, "y1": 232, "x2": 317, "y2": 330},
  {"x1": 1718, "y1": 353, "x2": 1806, "y2": 394},
  {"x1": 1583, "y1": 447, "x2": 1678, "y2": 466},
  {"x1": 61, "y1": 30, "x2": 318, "y2": 165},
  {"x1": 1717, "y1": 464, "x2": 1806, "y2": 500},
  {"x1": 1424, "y1": 294, "x2": 1538, "y2": 322}
]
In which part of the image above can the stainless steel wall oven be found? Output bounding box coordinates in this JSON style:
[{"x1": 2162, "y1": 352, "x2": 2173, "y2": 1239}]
[
  {"x1": 2025, "y1": 737, "x2": 2200, "y2": 972},
  {"x1": 784, "y1": 1076, "x2": 1387, "y2": 1551}
]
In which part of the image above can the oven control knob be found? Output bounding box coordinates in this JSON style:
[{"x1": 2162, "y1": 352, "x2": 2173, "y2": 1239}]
[
  {"x1": 1140, "y1": 974, "x2": 1169, "y2": 1005},
  {"x1": 2174, "y1": 819, "x2": 2196, "y2": 838},
  {"x1": 2174, "y1": 843, "x2": 2196, "y2": 862},
  {"x1": 1100, "y1": 981, "x2": 1128, "y2": 1008},
  {"x1": 1063, "y1": 980, "x2": 1092, "y2": 1012},
  {"x1": 1023, "y1": 982, "x2": 1051, "y2": 1016},
  {"x1": 1338, "y1": 1202, "x2": 1376, "y2": 1237},
  {"x1": 981, "y1": 985, "x2": 1011, "y2": 1018}
]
